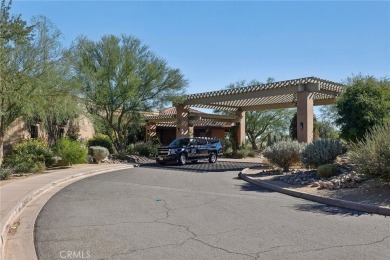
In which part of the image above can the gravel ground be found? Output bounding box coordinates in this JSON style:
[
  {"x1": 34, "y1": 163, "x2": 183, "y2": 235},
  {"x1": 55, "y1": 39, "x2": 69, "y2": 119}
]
[{"x1": 245, "y1": 169, "x2": 390, "y2": 208}]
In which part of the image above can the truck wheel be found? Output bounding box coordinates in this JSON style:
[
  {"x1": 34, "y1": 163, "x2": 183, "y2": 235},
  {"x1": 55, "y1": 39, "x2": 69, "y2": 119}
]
[
  {"x1": 178, "y1": 153, "x2": 187, "y2": 165},
  {"x1": 209, "y1": 152, "x2": 217, "y2": 163}
]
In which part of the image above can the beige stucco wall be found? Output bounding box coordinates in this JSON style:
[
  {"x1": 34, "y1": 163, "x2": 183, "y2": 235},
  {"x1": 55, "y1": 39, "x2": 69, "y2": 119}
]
[
  {"x1": 3, "y1": 115, "x2": 95, "y2": 153},
  {"x1": 3, "y1": 118, "x2": 31, "y2": 154},
  {"x1": 73, "y1": 115, "x2": 95, "y2": 142}
]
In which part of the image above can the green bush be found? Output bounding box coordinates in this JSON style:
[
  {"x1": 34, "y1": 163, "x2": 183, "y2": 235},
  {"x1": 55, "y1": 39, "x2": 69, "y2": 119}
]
[
  {"x1": 350, "y1": 123, "x2": 390, "y2": 181},
  {"x1": 317, "y1": 164, "x2": 338, "y2": 178},
  {"x1": 89, "y1": 146, "x2": 109, "y2": 163},
  {"x1": 87, "y1": 133, "x2": 113, "y2": 153},
  {"x1": 300, "y1": 139, "x2": 343, "y2": 167},
  {"x1": 235, "y1": 149, "x2": 248, "y2": 159},
  {"x1": 246, "y1": 149, "x2": 256, "y2": 158},
  {"x1": 0, "y1": 167, "x2": 14, "y2": 180},
  {"x1": 55, "y1": 138, "x2": 87, "y2": 165},
  {"x1": 336, "y1": 75, "x2": 390, "y2": 142},
  {"x1": 128, "y1": 141, "x2": 158, "y2": 157},
  {"x1": 223, "y1": 147, "x2": 233, "y2": 158},
  {"x1": 3, "y1": 139, "x2": 54, "y2": 173},
  {"x1": 263, "y1": 141, "x2": 305, "y2": 172}
]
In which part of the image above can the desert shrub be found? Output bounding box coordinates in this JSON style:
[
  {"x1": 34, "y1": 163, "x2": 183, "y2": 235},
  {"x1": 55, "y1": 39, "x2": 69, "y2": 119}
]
[
  {"x1": 89, "y1": 146, "x2": 109, "y2": 163},
  {"x1": 55, "y1": 138, "x2": 87, "y2": 165},
  {"x1": 127, "y1": 141, "x2": 158, "y2": 157},
  {"x1": 263, "y1": 141, "x2": 305, "y2": 172},
  {"x1": 300, "y1": 139, "x2": 343, "y2": 167},
  {"x1": 222, "y1": 147, "x2": 255, "y2": 158},
  {"x1": 317, "y1": 164, "x2": 338, "y2": 178},
  {"x1": 87, "y1": 133, "x2": 113, "y2": 153},
  {"x1": 235, "y1": 149, "x2": 248, "y2": 159},
  {"x1": 235, "y1": 148, "x2": 256, "y2": 158},
  {"x1": 51, "y1": 156, "x2": 69, "y2": 167},
  {"x1": 246, "y1": 149, "x2": 256, "y2": 158},
  {"x1": 223, "y1": 147, "x2": 233, "y2": 158},
  {"x1": 0, "y1": 167, "x2": 14, "y2": 180},
  {"x1": 112, "y1": 152, "x2": 129, "y2": 161},
  {"x1": 3, "y1": 139, "x2": 54, "y2": 173},
  {"x1": 350, "y1": 123, "x2": 390, "y2": 181}
]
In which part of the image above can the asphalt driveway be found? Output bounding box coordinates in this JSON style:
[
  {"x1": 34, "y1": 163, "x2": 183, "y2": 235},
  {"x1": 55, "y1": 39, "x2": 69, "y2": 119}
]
[{"x1": 35, "y1": 162, "x2": 390, "y2": 260}]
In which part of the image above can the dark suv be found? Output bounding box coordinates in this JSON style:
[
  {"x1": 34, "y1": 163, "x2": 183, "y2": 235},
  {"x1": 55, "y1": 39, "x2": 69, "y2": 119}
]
[{"x1": 156, "y1": 137, "x2": 223, "y2": 165}]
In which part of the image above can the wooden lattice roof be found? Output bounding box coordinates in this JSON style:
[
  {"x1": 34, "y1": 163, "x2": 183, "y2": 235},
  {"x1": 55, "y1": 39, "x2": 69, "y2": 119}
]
[
  {"x1": 144, "y1": 107, "x2": 237, "y2": 127},
  {"x1": 184, "y1": 77, "x2": 345, "y2": 111}
]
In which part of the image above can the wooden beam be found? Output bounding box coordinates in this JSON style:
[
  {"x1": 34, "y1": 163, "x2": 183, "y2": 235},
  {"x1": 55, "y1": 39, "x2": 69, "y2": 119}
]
[
  {"x1": 185, "y1": 85, "x2": 301, "y2": 105},
  {"x1": 189, "y1": 112, "x2": 238, "y2": 121},
  {"x1": 145, "y1": 118, "x2": 176, "y2": 123},
  {"x1": 313, "y1": 98, "x2": 337, "y2": 106},
  {"x1": 241, "y1": 102, "x2": 297, "y2": 111}
]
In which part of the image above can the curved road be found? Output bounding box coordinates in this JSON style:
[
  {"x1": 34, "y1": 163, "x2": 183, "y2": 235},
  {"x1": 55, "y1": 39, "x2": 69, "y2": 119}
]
[{"x1": 35, "y1": 162, "x2": 390, "y2": 259}]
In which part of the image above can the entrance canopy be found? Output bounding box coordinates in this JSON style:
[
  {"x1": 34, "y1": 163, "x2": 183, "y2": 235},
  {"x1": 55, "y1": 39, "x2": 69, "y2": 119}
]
[
  {"x1": 145, "y1": 77, "x2": 345, "y2": 144},
  {"x1": 184, "y1": 77, "x2": 344, "y2": 111}
]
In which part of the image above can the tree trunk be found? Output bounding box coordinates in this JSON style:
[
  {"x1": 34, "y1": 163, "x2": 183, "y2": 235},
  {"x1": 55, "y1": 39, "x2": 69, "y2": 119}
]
[
  {"x1": 0, "y1": 134, "x2": 4, "y2": 166},
  {"x1": 249, "y1": 134, "x2": 258, "y2": 150}
]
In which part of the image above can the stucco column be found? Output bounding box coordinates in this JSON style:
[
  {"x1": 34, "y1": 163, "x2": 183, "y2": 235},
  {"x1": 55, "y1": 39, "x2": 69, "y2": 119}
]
[
  {"x1": 235, "y1": 109, "x2": 246, "y2": 146},
  {"x1": 176, "y1": 104, "x2": 193, "y2": 138},
  {"x1": 297, "y1": 91, "x2": 314, "y2": 143},
  {"x1": 145, "y1": 121, "x2": 156, "y2": 141}
]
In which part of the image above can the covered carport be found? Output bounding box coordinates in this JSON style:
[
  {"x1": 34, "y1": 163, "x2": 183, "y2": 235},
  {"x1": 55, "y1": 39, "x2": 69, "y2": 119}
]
[
  {"x1": 179, "y1": 77, "x2": 344, "y2": 143},
  {"x1": 145, "y1": 110, "x2": 237, "y2": 144}
]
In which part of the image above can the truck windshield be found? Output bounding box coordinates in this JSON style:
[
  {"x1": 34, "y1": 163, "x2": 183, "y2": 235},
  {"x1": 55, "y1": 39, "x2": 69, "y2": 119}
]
[{"x1": 169, "y1": 138, "x2": 190, "y2": 146}]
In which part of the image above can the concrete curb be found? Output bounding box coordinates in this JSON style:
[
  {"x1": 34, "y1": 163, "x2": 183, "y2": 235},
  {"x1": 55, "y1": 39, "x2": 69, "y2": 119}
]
[
  {"x1": 239, "y1": 168, "x2": 390, "y2": 217},
  {"x1": 0, "y1": 164, "x2": 134, "y2": 260}
]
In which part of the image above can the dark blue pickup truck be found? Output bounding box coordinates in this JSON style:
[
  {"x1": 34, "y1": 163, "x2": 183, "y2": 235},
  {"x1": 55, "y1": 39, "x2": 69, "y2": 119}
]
[{"x1": 156, "y1": 137, "x2": 223, "y2": 165}]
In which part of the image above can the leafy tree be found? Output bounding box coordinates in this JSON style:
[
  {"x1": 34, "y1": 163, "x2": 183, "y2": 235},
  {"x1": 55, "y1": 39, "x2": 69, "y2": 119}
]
[
  {"x1": 0, "y1": 3, "x2": 81, "y2": 164},
  {"x1": 317, "y1": 121, "x2": 339, "y2": 139},
  {"x1": 317, "y1": 105, "x2": 339, "y2": 139},
  {"x1": 68, "y1": 35, "x2": 187, "y2": 152},
  {"x1": 336, "y1": 75, "x2": 390, "y2": 142},
  {"x1": 247, "y1": 109, "x2": 293, "y2": 150},
  {"x1": 319, "y1": 104, "x2": 339, "y2": 123},
  {"x1": 21, "y1": 16, "x2": 82, "y2": 146},
  {"x1": 0, "y1": 0, "x2": 34, "y2": 163},
  {"x1": 0, "y1": 0, "x2": 33, "y2": 44}
]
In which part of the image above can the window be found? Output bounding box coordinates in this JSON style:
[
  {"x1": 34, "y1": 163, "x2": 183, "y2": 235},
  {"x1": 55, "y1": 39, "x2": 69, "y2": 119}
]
[{"x1": 30, "y1": 125, "x2": 38, "y2": 138}]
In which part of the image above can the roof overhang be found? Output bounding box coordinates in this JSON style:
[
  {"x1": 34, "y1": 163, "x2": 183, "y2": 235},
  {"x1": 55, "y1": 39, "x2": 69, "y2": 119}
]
[
  {"x1": 184, "y1": 77, "x2": 344, "y2": 111},
  {"x1": 144, "y1": 112, "x2": 238, "y2": 126}
]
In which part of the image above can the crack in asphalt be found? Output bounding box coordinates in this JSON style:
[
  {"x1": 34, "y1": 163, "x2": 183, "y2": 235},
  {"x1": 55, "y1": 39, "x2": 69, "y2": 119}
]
[
  {"x1": 149, "y1": 198, "x2": 258, "y2": 259},
  {"x1": 254, "y1": 244, "x2": 296, "y2": 258},
  {"x1": 291, "y1": 236, "x2": 390, "y2": 254},
  {"x1": 190, "y1": 237, "x2": 256, "y2": 259}
]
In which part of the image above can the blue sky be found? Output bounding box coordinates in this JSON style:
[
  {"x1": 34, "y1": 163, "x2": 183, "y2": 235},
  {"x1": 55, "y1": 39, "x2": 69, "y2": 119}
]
[{"x1": 12, "y1": 0, "x2": 390, "y2": 96}]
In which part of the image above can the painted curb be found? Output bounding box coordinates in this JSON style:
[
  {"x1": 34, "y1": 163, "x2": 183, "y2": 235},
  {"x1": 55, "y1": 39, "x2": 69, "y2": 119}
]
[
  {"x1": 239, "y1": 168, "x2": 390, "y2": 217},
  {"x1": 0, "y1": 165, "x2": 134, "y2": 260}
]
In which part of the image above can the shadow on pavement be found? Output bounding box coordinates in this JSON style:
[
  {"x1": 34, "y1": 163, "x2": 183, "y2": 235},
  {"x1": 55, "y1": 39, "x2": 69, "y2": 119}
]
[
  {"x1": 139, "y1": 161, "x2": 263, "y2": 173},
  {"x1": 239, "y1": 182, "x2": 275, "y2": 193},
  {"x1": 291, "y1": 203, "x2": 369, "y2": 216}
]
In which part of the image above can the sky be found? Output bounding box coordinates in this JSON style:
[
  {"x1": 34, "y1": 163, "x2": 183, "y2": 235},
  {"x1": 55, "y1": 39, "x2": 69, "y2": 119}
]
[{"x1": 11, "y1": 0, "x2": 390, "y2": 97}]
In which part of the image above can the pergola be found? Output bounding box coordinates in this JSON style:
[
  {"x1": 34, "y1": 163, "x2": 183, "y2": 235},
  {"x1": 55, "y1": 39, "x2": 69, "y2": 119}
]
[{"x1": 146, "y1": 77, "x2": 345, "y2": 143}]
